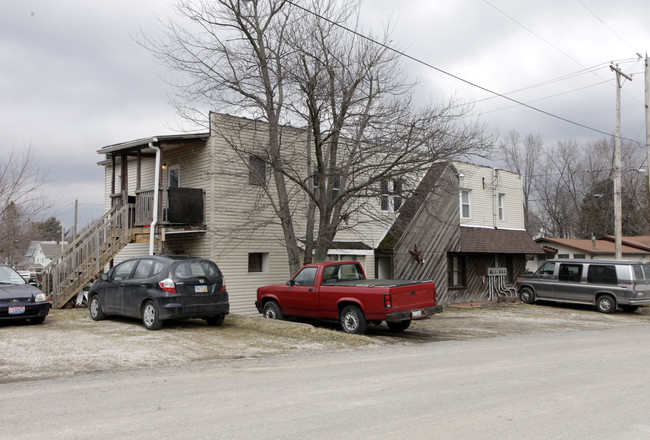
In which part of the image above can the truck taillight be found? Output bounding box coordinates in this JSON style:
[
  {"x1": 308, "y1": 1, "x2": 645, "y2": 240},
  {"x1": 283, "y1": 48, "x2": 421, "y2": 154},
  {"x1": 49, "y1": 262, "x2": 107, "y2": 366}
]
[
  {"x1": 384, "y1": 294, "x2": 392, "y2": 309},
  {"x1": 159, "y1": 278, "x2": 177, "y2": 293}
]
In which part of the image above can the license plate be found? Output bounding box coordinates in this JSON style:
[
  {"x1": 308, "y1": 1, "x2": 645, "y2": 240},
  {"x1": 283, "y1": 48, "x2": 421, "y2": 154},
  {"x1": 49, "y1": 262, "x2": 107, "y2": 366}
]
[
  {"x1": 9, "y1": 306, "x2": 25, "y2": 315},
  {"x1": 194, "y1": 285, "x2": 208, "y2": 293},
  {"x1": 412, "y1": 310, "x2": 422, "y2": 318}
]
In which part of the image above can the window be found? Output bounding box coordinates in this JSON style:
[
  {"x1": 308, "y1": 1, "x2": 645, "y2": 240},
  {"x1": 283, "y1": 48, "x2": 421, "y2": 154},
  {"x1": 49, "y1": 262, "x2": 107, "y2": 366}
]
[
  {"x1": 168, "y1": 165, "x2": 180, "y2": 188},
  {"x1": 498, "y1": 193, "x2": 506, "y2": 221},
  {"x1": 322, "y1": 263, "x2": 364, "y2": 283},
  {"x1": 292, "y1": 266, "x2": 317, "y2": 286},
  {"x1": 313, "y1": 172, "x2": 340, "y2": 198},
  {"x1": 557, "y1": 254, "x2": 569, "y2": 259},
  {"x1": 249, "y1": 156, "x2": 267, "y2": 186},
  {"x1": 111, "y1": 260, "x2": 137, "y2": 281},
  {"x1": 133, "y1": 259, "x2": 154, "y2": 279},
  {"x1": 381, "y1": 179, "x2": 402, "y2": 212},
  {"x1": 573, "y1": 254, "x2": 586, "y2": 259},
  {"x1": 587, "y1": 265, "x2": 617, "y2": 285},
  {"x1": 558, "y1": 263, "x2": 583, "y2": 282},
  {"x1": 538, "y1": 261, "x2": 556, "y2": 275},
  {"x1": 447, "y1": 255, "x2": 466, "y2": 288},
  {"x1": 248, "y1": 253, "x2": 269, "y2": 273},
  {"x1": 460, "y1": 189, "x2": 472, "y2": 219}
]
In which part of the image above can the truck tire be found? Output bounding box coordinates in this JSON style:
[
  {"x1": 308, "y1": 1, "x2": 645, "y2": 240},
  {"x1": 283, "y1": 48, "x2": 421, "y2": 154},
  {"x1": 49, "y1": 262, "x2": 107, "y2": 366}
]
[
  {"x1": 263, "y1": 301, "x2": 283, "y2": 320},
  {"x1": 595, "y1": 295, "x2": 616, "y2": 314},
  {"x1": 387, "y1": 320, "x2": 411, "y2": 332},
  {"x1": 339, "y1": 305, "x2": 368, "y2": 334},
  {"x1": 519, "y1": 287, "x2": 535, "y2": 304}
]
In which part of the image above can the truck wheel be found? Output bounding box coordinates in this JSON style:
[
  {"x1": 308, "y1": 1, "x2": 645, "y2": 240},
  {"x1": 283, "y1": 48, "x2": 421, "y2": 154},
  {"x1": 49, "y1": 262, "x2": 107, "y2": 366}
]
[
  {"x1": 387, "y1": 320, "x2": 411, "y2": 332},
  {"x1": 595, "y1": 295, "x2": 616, "y2": 314},
  {"x1": 339, "y1": 305, "x2": 367, "y2": 334},
  {"x1": 519, "y1": 287, "x2": 535, "y2": 304},
  {"x1": 263, "y1": 301, "x2": 283, "y2": 320}
]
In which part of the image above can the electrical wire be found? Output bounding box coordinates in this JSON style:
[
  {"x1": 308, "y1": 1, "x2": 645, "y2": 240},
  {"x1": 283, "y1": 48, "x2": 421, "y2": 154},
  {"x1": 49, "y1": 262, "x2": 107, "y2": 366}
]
[{"x1": 284, "y1": 0, "x2": 642, "y2": 145}]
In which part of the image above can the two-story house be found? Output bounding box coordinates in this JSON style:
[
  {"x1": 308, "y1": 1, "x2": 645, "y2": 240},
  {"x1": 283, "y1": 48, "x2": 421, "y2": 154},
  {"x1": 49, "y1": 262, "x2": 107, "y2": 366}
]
[{"x1": 45, "y1": 112, "x2": 542, "y2": 311}]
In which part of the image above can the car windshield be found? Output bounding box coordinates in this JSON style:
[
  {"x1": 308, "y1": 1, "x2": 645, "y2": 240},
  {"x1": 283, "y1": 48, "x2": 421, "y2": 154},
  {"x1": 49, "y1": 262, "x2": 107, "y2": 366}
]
[
  {"x1": 0, "y1": 266, "x2": 27, "y2": 285},
  {"x1": 172, "y1": 260, "x2": 221, "y2": 280}
]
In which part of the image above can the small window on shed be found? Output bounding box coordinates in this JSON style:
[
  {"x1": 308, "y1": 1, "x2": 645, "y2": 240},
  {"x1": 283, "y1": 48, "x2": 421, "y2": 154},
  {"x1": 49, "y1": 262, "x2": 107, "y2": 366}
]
[{"x1": 573, "y1": 254, "x2": 585, "y2": 259}]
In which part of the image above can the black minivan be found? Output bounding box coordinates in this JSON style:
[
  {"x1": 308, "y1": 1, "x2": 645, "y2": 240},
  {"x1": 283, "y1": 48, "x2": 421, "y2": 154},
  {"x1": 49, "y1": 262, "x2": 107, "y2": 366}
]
[{"x1": 89, "y1": 256, "x2": 229, "y2": 330}]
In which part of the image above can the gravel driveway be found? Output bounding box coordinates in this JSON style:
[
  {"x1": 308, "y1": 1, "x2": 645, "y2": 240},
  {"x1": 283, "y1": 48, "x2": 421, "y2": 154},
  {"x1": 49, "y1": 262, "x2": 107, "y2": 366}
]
[{"x1": 2, "y1": 302, "x2": 649, "y2": 383}]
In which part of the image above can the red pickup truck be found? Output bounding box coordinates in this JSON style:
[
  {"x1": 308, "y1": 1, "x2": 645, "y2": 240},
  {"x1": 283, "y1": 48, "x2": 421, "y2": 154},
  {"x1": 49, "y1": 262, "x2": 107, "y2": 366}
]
[{"x1": 255, "y1": 261, "x2": 442, "y2": 334}]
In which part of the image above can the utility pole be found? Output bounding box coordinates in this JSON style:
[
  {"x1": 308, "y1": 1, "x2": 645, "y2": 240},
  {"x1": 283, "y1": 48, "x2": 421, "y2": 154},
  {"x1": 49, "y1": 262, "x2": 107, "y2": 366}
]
[
  {"x1": 645, "y1": 54, "x2": 650, "y2": 235},
  {"x1": 611, "y1": 64, "x2": 632, "y2": 260},
  {"x1": 73, "y1": 199, "x2": 78, "y2": 241}
]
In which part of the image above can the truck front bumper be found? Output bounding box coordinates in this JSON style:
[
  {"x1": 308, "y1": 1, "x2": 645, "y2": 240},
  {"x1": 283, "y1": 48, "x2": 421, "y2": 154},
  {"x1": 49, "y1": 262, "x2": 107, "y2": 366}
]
[{"x1": 386, "y1": 305, "x2": 443, "y2": 322}]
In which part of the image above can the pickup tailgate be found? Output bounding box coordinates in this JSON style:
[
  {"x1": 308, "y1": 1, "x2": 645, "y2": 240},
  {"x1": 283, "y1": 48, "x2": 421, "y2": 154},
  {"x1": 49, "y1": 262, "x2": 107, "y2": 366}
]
[{"x1": 389, "y1": 282, "x2": 436, "y2": 311}]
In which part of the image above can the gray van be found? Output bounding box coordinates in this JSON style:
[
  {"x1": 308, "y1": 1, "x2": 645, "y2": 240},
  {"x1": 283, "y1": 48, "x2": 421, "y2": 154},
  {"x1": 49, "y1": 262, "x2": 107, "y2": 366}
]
[{"x1": 515, "y1": 259, "x2": 650, "y2": 313}]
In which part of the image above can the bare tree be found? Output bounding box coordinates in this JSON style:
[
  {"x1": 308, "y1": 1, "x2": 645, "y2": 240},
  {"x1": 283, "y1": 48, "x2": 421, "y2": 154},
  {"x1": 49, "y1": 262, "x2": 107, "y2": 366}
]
[
  {"x1": 145, "y1": 0, "x2": 492, "y2": 272},
  {"x1": 0, "y1": 147, "x2": 50, "y2": 264},
  {"x1": 498, "y1": 130, "x2": 541, "y2": 233}
]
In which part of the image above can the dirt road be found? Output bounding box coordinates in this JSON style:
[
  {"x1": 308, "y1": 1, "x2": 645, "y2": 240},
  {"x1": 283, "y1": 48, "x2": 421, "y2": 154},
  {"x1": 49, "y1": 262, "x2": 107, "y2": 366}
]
[{"x1": 2, "y1": 302, "x2": 649, "y2": 383}]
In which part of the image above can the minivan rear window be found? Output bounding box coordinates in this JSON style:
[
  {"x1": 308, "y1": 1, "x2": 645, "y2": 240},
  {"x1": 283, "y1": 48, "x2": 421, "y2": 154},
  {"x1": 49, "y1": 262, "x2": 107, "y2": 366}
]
[
  {"x1": 587, "y1": 265, "x2": 617, "y2": 285},
  {"x1": 633, "y1": 265, "x2": 645, "y2": 281}
]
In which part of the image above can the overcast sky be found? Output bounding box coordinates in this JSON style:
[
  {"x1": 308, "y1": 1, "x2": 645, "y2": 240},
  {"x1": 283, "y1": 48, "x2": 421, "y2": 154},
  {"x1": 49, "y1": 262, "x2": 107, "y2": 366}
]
[{"x1": 3, "y1": 0, "x2": 649, "y2": 229}]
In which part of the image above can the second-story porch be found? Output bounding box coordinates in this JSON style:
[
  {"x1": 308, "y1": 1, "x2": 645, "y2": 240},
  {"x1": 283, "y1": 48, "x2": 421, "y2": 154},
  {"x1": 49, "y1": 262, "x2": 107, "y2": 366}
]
[{"x1": 99, "y1": 133, "x2": 211, "y2": 229}]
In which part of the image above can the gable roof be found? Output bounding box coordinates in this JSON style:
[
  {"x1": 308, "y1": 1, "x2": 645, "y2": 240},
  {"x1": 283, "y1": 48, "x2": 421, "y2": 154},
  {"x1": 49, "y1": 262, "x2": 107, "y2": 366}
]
[
  {"x1": 460, "y1": 227, "x2": 545, "y2": 254},
  {"x1": 535, "y1": 237, "x2": 650, "y2": 256},
  {"x1": 377, "y1": 161, "x2": 454, "y2": 250},
  {"x1": 39, "y1": 243, "x2": 67, "y2": 258},
  {"x1": 599, "y1": 235, "x2": 650, "y2": 252}
]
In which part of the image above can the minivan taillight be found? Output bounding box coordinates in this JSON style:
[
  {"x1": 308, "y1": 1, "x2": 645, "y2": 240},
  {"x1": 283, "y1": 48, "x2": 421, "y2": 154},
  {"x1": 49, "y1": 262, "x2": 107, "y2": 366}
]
[{"x1": 159, "y1": 278, "x2": 177, "y2": 293}]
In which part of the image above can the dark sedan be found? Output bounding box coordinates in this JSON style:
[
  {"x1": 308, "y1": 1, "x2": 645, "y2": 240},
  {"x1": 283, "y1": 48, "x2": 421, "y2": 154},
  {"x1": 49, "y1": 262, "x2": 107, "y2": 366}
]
[
  {"x1": 0, "y1": 265, "x2": 50, "y2": 324},
  {"x1": 88, "y1": 255, "x2": 229, "y2": 330}
]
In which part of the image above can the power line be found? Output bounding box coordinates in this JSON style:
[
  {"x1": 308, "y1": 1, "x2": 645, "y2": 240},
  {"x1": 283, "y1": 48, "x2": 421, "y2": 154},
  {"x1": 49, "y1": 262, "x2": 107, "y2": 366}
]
[
  {"x1": 577, "y1": 0, "x2": 636, "y2": 52},
  {"x1": 285, "y1": 1, "x2": 641, "y2": 144}
]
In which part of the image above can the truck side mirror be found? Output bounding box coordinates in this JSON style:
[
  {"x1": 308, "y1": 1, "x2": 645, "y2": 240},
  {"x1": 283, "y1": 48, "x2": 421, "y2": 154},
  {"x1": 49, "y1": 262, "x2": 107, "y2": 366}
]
[{"x1": 286, "y1": 280, "x2": 294, "y2": 286}]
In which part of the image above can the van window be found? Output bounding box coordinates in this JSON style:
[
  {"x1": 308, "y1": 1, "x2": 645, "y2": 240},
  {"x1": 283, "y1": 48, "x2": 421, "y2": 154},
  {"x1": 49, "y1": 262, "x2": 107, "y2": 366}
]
[
  {"x1": 633, "y1": 265, "x2": 645, "y2": 281},
  {"x1": 538, "y1": 261, "x2": 556, "y2": 275},
  {"x1": 558, "y1": 264, "x2": 582, "y2": 282},
  {"x1": 643, "y1": 265, "x2": 650, "y2": 280},
  {"x1": 587, "y1": 265, "x2": 617, "y2": 285}
]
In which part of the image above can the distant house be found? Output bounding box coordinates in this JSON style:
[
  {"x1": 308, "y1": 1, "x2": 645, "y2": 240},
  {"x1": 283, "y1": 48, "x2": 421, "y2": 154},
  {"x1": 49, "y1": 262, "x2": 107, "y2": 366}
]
[
  {"x1": 25, "y1": 241, "x2": 68, "y2": 270},
  {"x1": 528, "y1": 236, "x2": 650, "y2": 272}
]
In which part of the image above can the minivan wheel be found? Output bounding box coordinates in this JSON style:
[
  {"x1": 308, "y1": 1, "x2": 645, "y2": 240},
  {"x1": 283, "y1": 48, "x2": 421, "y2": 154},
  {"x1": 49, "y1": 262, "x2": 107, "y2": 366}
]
[
  {"x1": 596, "y1": 295, "x2": 616, "y2": 314},
  {"x1": 519, "y1": 287, "x2": 535, "y2": 304},
  {"x1": 621, "y1": 305, "x2": 639, "y2": 313},
  {"x1": 142, "y1": 301, "x2": 163, "y2": 330}
]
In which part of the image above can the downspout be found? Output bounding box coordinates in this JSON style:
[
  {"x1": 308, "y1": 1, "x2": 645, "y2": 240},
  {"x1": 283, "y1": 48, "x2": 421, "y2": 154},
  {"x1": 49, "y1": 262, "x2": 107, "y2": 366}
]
[
  {"x1": 493, "y1": 168, "x2": 499, "y2": 267},
  {"x1": 149, "y1": 137, "x2": 160, "y2": 256}
]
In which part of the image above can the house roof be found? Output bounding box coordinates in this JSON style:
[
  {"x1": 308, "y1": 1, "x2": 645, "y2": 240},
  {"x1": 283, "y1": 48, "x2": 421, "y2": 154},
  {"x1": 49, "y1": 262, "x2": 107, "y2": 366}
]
[
  {"x1": 97, "y1": 133, "x2": 210, "y2": 155},
  {"x1": 535, "y1": 237, "x2": 650, "y2": 255},
  {"x1": 377, "y1": 161, "x2": 453, "y2": 250},
  {"x1": 39, "y1": 243, "x2": 67, "y2": 258},
  {"x1": 599, "y1": 235, "x2": 650, "y2": 252},
  {"x1": 460, "y1": 227, "x2": 545, "y2": 254}
]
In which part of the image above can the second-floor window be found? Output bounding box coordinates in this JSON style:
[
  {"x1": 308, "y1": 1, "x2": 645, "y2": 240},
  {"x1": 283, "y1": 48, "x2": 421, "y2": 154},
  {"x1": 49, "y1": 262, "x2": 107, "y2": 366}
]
[
  {"x1": 381, "y1": 179, "x2": 402, "y2": 212},
  {"x1": 460, "y1": 189, "x2": 472, "y2": 219},
  {"x1": 313, "y1": 172, "x2": 340, "y2": 198},
  {"x1": 249, "y1": 156, "x2": 267, "y2": 186},
  {"x1": 168, "y1": 165, "x2": 180, "y2": 188},
  {"x1": 498, "y1": 193, "x2": 506, "y2": 221}
]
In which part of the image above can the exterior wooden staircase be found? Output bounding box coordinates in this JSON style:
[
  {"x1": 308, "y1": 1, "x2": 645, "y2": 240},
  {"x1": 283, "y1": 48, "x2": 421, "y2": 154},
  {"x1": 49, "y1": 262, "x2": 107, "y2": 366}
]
[{"x1": 43, "y1": 203, "x2": 134, "y2": 308}]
